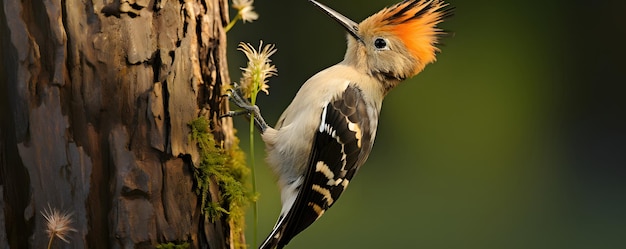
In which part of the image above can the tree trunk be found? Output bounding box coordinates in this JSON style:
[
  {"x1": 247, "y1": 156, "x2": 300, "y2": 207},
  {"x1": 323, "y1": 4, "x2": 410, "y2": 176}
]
[{"x1": 0, "y1": 0, "x2": 239, "y2": 248}]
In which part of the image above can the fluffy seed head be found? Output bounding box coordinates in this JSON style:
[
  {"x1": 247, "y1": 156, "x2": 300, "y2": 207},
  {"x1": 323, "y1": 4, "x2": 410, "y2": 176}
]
[
  {"x1": 232, "y1": 0, "x2": 259, "y2": 23},
  {"x1": 41, "y1": 205, "x2": 77, "y2": 243},
  {"x1": 238, "y1": 41, "x2": 278, "y2": 97}
]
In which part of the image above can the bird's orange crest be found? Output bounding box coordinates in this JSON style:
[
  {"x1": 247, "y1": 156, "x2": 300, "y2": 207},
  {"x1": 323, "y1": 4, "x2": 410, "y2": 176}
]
[{"x1": 364, "y1": 0, "x2": 452, "y2": 74}]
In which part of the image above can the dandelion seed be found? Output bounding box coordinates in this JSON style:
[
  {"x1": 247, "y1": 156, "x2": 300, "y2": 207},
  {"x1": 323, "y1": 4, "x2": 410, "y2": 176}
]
[
  {"x1": 41, "y1": 204, "x2": 77, "y2": 248},
  {"x1": 238, "y1": 41, "x2": 277, "y2": 98}
]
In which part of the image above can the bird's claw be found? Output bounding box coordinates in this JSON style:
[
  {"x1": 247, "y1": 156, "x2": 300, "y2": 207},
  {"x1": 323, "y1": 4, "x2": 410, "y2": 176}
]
[{"x1": 222, "y1": 86, "x2": 269, "y2": 133}]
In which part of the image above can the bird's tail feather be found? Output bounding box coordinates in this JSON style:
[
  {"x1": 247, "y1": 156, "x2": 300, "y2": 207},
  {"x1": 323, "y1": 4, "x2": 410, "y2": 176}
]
[{"x1": 258, "y1": 215, "x2": 288, "y2": 249}]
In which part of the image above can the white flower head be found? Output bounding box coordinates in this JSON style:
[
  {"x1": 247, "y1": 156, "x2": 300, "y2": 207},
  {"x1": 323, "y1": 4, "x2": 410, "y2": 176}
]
[
  {"x1": 232, "y1": 0, "x2": 259, "y2": 23},
  {"x1": 238, "y1": 40, "x2": 277, "y2": 98},
  {"x1": 41, "y1": 205, "x2": 77, "y2": 244}
]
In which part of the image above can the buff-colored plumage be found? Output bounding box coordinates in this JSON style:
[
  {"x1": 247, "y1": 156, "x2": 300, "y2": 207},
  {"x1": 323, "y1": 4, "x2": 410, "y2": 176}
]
[
  {"x1": 251, "y1": 1, "x2": 453, "y2": 248},
  {"x1": 362, "y1": 0, "x2": 449, "y2": 74},
  {"x1": 342, "y1": 0, "x2": 451, "y2": 87}
]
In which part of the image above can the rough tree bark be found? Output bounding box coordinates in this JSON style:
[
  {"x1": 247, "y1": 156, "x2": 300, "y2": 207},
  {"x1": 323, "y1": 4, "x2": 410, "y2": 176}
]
[{"x1": 0, "y1": 0, "x2": 240, "y2": 248}]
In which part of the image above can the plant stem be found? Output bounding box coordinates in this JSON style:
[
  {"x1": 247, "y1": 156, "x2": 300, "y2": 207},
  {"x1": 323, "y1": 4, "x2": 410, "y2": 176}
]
[
  {"x1": 224, "y1": 14, "x2": 241, "y2": 32},
  {"x1": 249, "y1": 94, "x2": 259, "y2": 247},
  {"x1": 46, "y1": 234, "x2": 54, "y2": 249}
]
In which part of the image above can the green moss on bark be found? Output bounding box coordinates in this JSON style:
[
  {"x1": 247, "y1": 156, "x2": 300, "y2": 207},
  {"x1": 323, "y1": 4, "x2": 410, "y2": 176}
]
[
  {"x1": 189, "y1": 117, "x2": 255, "y2": 249},
  {"x1": 156, "y1": 242, "x2": 190, "y2": 249}
]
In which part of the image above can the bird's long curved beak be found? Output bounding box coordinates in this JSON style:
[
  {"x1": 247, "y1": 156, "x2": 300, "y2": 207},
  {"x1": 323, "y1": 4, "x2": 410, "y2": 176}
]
[{"x1": 309, "y1": 0, "x2": 363, "y2": 43}]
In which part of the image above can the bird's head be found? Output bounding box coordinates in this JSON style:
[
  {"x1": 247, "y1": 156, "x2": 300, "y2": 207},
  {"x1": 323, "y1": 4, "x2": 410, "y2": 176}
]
[{"x1": 311, "y1": 0, "x2": 452, "y2": 85}]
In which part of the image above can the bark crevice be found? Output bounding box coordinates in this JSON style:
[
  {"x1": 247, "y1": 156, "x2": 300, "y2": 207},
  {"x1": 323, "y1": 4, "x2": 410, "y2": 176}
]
[{"x1": 1, "y1": 0, "x2": 236, "y2": 248}]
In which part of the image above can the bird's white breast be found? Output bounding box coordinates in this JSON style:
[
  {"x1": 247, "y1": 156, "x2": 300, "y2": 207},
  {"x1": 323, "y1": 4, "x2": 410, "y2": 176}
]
[{"x1": 261, "y1": 64, "x2": 383, "y2": 190}]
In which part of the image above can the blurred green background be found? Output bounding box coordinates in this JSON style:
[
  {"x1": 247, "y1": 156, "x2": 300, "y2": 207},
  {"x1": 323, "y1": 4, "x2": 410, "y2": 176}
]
[{"x1": 226, "y1": 0, "x2": 626, "y2": 248}]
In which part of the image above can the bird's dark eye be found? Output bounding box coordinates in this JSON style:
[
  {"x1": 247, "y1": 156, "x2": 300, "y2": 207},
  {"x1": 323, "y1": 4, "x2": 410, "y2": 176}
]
[{"x1": 374, "y1": 38, "x2": 387, "y2": 49}]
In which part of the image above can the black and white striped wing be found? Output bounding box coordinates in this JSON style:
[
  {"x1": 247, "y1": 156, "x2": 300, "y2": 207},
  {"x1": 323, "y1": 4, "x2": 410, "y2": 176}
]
[{"x1": 276, "y1": 85, "x2": 376, "y2": 248}]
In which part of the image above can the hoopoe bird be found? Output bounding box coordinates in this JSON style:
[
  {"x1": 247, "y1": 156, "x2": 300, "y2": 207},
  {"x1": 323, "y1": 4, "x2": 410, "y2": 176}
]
[{"x1": 227, "y1": 0, "x2": 453, "y2": 248}]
